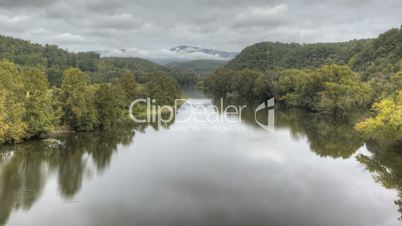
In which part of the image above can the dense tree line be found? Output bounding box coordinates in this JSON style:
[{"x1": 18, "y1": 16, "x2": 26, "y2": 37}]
[
  {"x1": 205, "y1": 25, "x2": 402, "y2": 146},
  {"x1": 0, "y1": 61, "x2": 58, "y2": 143},
  {"x1": 205, "y1": 65, "x2": 372, "y2": 114},
  {"x1": 166, "y1": 59, "x2": 227, "y2": 76},
  {"x1": 226, "y1": 40, "x2": 369, "y2": 72},
  {"x1": 0, "y1": 34, "x2": 186, "y2": 144},
  {"x1": 167, "y1": 69, "x2": 198, "y2": 87},
  {"x1": 0, "y1": 60, "x2": 181, "y2": 144},
  {"x1": 165, "y1": 60, "x2": 231, "y2": 88},
  {"x1": 349, "y1": 27, "x2": 402, "y2": 80}
]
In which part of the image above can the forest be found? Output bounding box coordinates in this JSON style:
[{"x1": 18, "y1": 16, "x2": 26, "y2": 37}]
[
  {"x1": 204, "y1": 25, "x2": 402, "y2": 147},
  {"x1": 166, "y1": 59, "x2": 227, "y2": 76},
  {"x1": 0, "y1": 36, "x2": 183, "y2": 144}
]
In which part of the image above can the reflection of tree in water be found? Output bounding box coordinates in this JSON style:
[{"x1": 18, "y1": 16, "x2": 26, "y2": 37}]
[
  {"x1": 275, "y1": 110, "x2": 364, "y2": 159},
  {"x1": 357, "y1": 143, "x2": 402, "y2": 220},
  {"x1": 0, "y1": 145, "x2": 48, "y2": 225},
  {"x1": 212, "y1": 97, "x2": 363, "y2": 159},
  {"x1": 212, "y1": 96, "x2": 402, "y2": 221},
  {"x1": 0, "y1": 145, "x2": 65, "y2": 224},
  {"x1": 213, "y1": 96, "x2": 402, "y2": 221},
  {"x1": 0, "y1": 121, "x2": 166, "y2": 225}
]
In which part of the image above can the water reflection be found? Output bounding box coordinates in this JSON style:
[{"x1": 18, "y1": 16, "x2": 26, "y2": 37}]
[
  {"x1": 0, "y1": 93, "x2": 401, "y2": 225},
  {"x1": 275, "y1": 110, "x2": 364, "y2": 159},
  {"x1": 210, "y1": 96, "x2": 402, "y2": 221},
  {"x1": 196, "y1": 98, "x2": 401, "y2": 225},
  {"x1": 0, "y1": 125, "x2": 140, "y2": 225},
  {"x1": 211, "y1": 97, "x2": 364, "y2": 159},
  {"x1": 357, "y1": 143, "x2": 402, "y2": 219},
  {"x1": 0, "y1": 145, "x2": 46, "y2": 225}
]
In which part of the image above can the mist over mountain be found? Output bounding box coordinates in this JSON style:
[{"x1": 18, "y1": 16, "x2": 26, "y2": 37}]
[
  {"x1": 93, "y1": 45, "x2": 238, "y2": 64},
  {"x1": 169, "y1": 45, "x2": 237, "y2": 60}
]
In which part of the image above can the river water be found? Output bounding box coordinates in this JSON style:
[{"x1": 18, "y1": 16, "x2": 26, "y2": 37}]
[{"x1": 0, "y1": 90, "x2": 401, "y2": 226}]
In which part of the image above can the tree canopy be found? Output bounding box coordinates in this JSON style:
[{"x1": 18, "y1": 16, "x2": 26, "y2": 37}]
[{"x1": 205, "y1": 25, "x2": 402, "y2": 146}]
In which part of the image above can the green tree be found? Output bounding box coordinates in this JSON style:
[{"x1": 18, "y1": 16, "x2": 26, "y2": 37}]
[
  {"x1": 61, "y1": 68, "x2": 98, "y2": 131},
  {"x1": 95, "y1": 84, "x2": 126, "y2": 128},
  {"x1": 22, "y1": 68, "x2": 59, "y2": 137},
  {"x1": 232, "y1": 70, "x2": 260, "y2": 98},
  {"x1": 273, "y1": 68, "x2": 321, "y2": 109},
  {"x1": 253, "y1": 72, "x2": 275, "y2": 101},
  {"x1": 118, "y1": 74, "x2": 138, "y2": 101},
  {"x1": 0, "y1": 61, "x2": 27, "y2": 142},
  {"x1": 0, "y1": 88, "x2": 9, "y2": 143},
  {"x1": 390, "y1": 71, "x2": 402, "y2": 93},
  {"x1": 203, "y1": 68, "x2": 233, "y2": 96},
  {"x1": 146, "y1": 74, "x2": 181, "y2": 106},
  {"x1": 317, "y1": 65, "x2": 372, "y2": 114}
]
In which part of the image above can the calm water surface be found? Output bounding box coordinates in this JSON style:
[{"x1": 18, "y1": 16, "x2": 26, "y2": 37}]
[{"x1": 1, "y1": 90, "x2": 401, "y2": 226}]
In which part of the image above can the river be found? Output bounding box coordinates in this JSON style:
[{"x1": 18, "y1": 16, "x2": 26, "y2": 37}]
[{"x1": 0, "y1": 90, "x2": 401, "y2": 226}]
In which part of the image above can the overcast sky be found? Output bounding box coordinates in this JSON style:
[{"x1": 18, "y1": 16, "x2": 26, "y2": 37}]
[{"x1": 1, "y1": 0, "x2": 401, "y2": 57}]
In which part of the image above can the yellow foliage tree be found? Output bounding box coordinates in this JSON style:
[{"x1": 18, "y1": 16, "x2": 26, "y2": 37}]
[{"x1": 355, "y1": 91, "x2": 402, "y2": 144}]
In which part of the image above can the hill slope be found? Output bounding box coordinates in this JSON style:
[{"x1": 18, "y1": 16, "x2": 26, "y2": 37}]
[
  {"x1": 166, "y1": 59, "x2": 227, "y2": 76},
  {"x1": 226, "y1": 40, "x2": 369, "y2": 71},
  {"x1": 349, "y1": 26, "x2": 402, "y2": 78},
  {"x1": 226, "y1": 25, "x2": 402, "y2": 78},
  {"x1": 0, "y1": 35, "x2": 186, "y2": 86}
]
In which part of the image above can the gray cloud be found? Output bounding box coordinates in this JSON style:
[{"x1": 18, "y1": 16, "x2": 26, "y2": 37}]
[
  {"x1": 0, "y1": 0, "x2": 55, "y2": 9},
  {"x1": 0, "y1": 14, "x2": 31, "y2": 32},
  {"x1": 0, "y1": 0, "x2": 401, "y2": 56},
  {"x1": 232, "y1": 4, "x2": 289, "y2": 28}
]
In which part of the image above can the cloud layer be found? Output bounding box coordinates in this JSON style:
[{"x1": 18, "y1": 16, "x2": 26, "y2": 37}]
[
  {"x1": 0, "y1": 0, "x2": 401, "y2": 58},
  {"x1": 100, "y1": 48, "x2": 230, "y2": 61}
]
